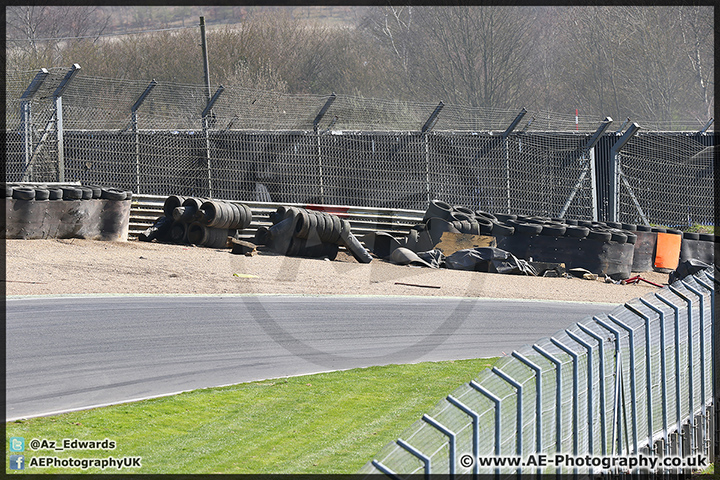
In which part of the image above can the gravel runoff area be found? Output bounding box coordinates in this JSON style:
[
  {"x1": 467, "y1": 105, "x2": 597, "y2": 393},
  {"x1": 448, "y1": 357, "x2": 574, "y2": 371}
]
[{"x1": 5, "y1": 238, "x2": 670, "y2": 304}]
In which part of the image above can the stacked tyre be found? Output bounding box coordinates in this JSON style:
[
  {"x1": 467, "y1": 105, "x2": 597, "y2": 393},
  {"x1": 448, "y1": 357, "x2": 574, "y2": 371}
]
[
  {"x1": 256, "y1": 206, "x2": 372, "y2": 263},
  {"x1": 4, "y1": 183, "x2": 132, "y2": 240},
  {"x1": 141, "y1": 196, "x2": 253, "y2": 248}
]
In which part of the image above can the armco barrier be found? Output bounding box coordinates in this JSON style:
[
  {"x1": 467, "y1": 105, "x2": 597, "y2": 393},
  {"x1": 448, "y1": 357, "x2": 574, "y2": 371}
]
[
  {"x1": 360, "y1": 267, "x2": 715, "y2": 476},
  {"x1": 129, "y1": 194, "x2": 424, "y2": 241}
]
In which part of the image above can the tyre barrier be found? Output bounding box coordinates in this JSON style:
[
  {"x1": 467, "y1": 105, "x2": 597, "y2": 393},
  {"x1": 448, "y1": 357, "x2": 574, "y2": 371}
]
[
  {"x1": 4, "y1": 183, "x2": 131, "y2": 241},
  {"x1": 361, "y1": 199, "x2": 711, "y2": 280},
  {"x1": 140, "y1": 196, "x2": 254, "y2": 249},
  {"x1": 256, "y1": 205, "x2": 372, "y2": 262}
]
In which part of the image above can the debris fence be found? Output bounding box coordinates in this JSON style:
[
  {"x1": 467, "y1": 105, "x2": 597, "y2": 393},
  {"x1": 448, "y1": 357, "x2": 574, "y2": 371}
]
[{"x1": 4, "y1": 66, "x2": 715, "y2": 228}]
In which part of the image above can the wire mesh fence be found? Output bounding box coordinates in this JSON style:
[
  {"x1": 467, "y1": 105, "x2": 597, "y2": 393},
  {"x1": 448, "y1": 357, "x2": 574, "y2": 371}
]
[
  {"x1": 361, "y1": 269, "x2": 715, "y2": 476},
  {"x1": 4, "y1": 67, "x2": 715, "y2": 227}
]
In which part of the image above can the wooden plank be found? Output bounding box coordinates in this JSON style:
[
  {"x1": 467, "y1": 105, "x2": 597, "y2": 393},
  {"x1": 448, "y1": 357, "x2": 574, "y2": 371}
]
[{"x1": 434, "y1": 231, "x2": 496, "y2": 255}]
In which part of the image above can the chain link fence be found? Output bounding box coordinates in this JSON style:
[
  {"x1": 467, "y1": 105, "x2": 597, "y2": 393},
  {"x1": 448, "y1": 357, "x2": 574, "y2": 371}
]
[
  {"x1": 361, "y1": 269, "x2": 715, "y2": 476},
  {"x1": 4, "y1": 67, "x2": 715, "y2": 227}
]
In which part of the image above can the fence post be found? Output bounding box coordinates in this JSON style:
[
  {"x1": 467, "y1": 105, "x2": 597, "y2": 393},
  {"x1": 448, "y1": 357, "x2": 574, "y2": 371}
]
[
  {"x1": 421, "y1": 414, "x2": 456, "y2": 476},
  {"x1": 578, "y1": 323, "x2": 609, "y2": 455},
  {"x1": 313, "y1": 93, "x2": 336, "y2": 203},
  {"x1": 511, "y1": 352, "x2": 543, "y2": 457},
  {"x1": 608, "y1": 122, "x2": 641, "y2": 222},
  {"x1": 202, "y1": 85, "x2": 224, "y2": 198},
  {"x1": 549, "y1": 338, "x2": 580, "y2": 458},
  {"x1": 503, "y1": 108, "x2": 527, "y2": 214},
  {"x1": 396, "y1": 438, "x2": 431, "y2": 477},
  {"x1": 52, "y1": 64, "x2": 81, "y2": 183},
  {"x1": 446, "y1": 394, "x2": 479, "y2": 476},
  {"x1": 131, "y1": 80, "x2": 157, "y2": 194},
  {"x1": 656, "y1": 292, "x2": 684, "y2": 455},
  {"x1": 566, "y1": 330, "x2": 596, "y2": 455},
  {"x1": 469, "y1": 380, "x2": 501, "y2": 475},
  {"x1": 559, "y1": 117, "x2": 612, "y2": 220},
  {"x1": 422, "y1": 102, "x2": 444, "y2": 205},
  {"x1": 639, "y1": 297, "x2": 670, "y2": 455},
  {"x1": 19, "y1": 68, "x2": 50, "y2": 182}
]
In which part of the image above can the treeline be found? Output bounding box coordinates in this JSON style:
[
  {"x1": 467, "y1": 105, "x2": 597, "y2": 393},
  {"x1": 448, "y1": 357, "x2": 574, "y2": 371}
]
[{"x1": 6, "y1": 6, "x2": 714, "y2": 129}]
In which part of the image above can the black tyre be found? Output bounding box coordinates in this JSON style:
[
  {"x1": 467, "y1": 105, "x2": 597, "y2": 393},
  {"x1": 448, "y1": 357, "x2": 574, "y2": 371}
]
[
  {"x1": 635, "y1": 224, "x2": 652, "y2": 232},
  {"x1": 164, "y1": 195, "x2": 186, "y2": 218},
  {"x1": 510, "y1": 221, "x2": 543, "y2": 236},
  {"x1": 565, "y1": 219, "x2": 578, "y2": 226},
  {"x1": 451, "y1": 211, "x2": 473, "y2": 223},
  {"x1": 62, "y1": 186, "x2": 82, "y2": 200},
  {"x1": 565, "y1": 225, "x2": 590, "y2": 238},
  {"x1": 621, "y1": 223, "x2": 637, "y2": 231},
  {"x1": 80, "y1": 187, "x2": 94, "y2": 200},
  {"x1": 424, "y1": 200, "x2": 453, "y2": 222},
  {"x1": 452, "y1": 205, "x2": 475, "y2": 217},
  {"x1": 606, "y1": 221, "x2": 623, "y2": 229},
  {"x1": 494, "y1": 213, "x2": 517, "y2": 222},
  {"x1": 651, "y1": 226, "x2": 667, "y2": 233},
  {"x1": 699, "y1": 233, "x2": 715, "y2": 242},
  {"x1": 294, "y1": 210, "x2": 311, "y2": 238},
  {"x1": 587, "y1": 229, "x2": 612, "y2": 242},
  {"x1": 48, "y1": 188, "x2": 63, "y2": 200},
  {"x1": 683, "y1": 232, "x2": 700, "y2": 240},
  {"x1": 667, "y1": 229, "x2": 683, "y2": 236},
  {"x1": 578, "y1": 220, "x2": 594, "y2": 228},
  {"x1": 169, "y1": 221, "x2": 188, "y2": 244},
  {"x1": 610, "y1": 230, "x2": 627, "y2": 244},
  {"x1": 85, "y1": 184, "x2": 103, "y2": 198},
  {"x1": 12, "y1": 187, "x2": 35, "y2": 200},
  {"x1": 540, "y1": 224, "x2": 566, "y2": 236},
  {"x1": 3, "y1": 184, "x2": 13, "y2": 197},
  {"x1": 474, "y1": 210, "x2": 497, "y2": 222},
  {"x1": 491, "y1": 222, "x2": 514, "y2": 236},
  {"x1": 101, "y1": 187, "x2": 127, "y2": 201},
  {"x1": 625, "y1": 232, "x2": 637, "y2": 244},
  {"x1": 34, "y1": 188, "x2": 50, "y2": 200}
]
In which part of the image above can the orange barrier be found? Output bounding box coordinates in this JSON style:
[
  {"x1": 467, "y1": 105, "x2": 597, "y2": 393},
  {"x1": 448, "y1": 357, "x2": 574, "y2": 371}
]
[{"x1": 654, "y1": 232, "x2": 682, "y2": 270}]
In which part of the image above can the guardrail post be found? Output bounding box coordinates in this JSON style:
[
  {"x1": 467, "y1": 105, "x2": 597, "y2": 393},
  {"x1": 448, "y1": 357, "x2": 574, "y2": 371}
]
[{"x1": 607, "y1": 314, "x2": 640, "y2": 455}]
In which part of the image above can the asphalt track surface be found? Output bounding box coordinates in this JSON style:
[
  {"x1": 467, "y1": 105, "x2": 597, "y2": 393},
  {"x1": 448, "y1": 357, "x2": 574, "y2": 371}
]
[{"x1": 6, "y1": 294, "x2": 618, "y2": 420}]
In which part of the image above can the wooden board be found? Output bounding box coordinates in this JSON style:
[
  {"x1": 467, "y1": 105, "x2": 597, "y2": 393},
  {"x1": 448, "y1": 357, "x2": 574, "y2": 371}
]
[{"x1": 434, "y1": 231, "x2": 496, "y2": 255}]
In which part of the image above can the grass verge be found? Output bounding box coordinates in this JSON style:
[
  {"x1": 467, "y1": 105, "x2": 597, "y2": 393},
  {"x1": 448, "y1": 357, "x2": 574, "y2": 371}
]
[{"x1": 6, "y1": 358, "x2": 497, "y2": 474}]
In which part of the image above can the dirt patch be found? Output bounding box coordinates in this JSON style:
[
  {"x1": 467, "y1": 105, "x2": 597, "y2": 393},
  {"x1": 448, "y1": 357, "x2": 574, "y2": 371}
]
[{"x1": 5, "y1": 238, "x2": 670, "y2": 304}]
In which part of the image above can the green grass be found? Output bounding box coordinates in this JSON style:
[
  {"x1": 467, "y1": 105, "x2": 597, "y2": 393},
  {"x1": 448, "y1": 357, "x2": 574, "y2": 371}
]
[{"x1": 6, "y1": 358, "x2": 496, "y2": 474}]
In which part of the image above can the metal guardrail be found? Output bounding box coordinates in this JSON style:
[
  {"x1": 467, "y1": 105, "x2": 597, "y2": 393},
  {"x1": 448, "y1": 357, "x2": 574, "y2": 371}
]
[
  {"x1": 360, "y1": 267, "x2": 716, "y2": 476},
  {"x1": 129, "y1": 194, "x2": 424, "y2": 241}
]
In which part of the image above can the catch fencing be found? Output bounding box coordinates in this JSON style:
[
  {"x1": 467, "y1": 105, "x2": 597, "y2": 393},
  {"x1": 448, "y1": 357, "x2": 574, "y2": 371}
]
[
  {"x1": 360, "y1": 268, "x2": 716, "y2": 476},
  {"x1": 4, "y1": 66, "x2": 715, "y2": 228}
]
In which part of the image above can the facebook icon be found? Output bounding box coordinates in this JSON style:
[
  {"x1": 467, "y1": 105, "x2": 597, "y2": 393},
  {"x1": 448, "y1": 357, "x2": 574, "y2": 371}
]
[{"x1": 10, "y1": 455, "x2": 25, "y2": 470}]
